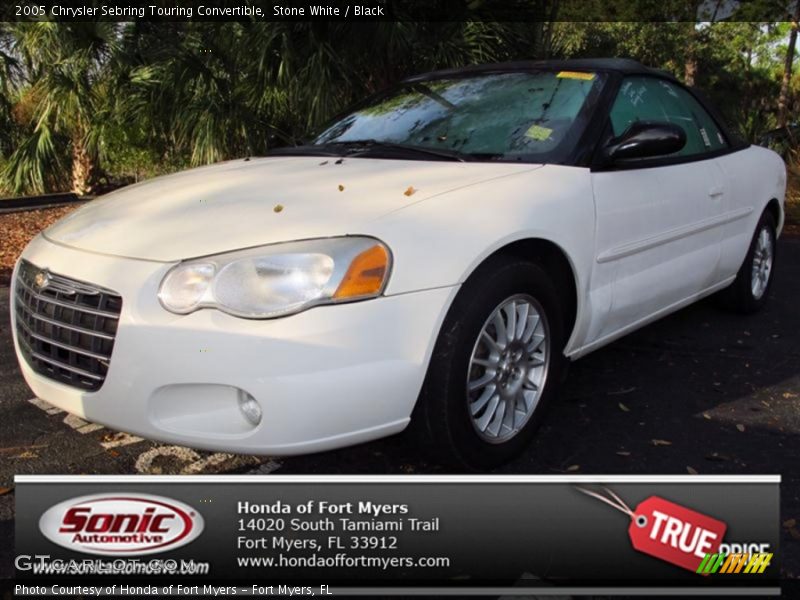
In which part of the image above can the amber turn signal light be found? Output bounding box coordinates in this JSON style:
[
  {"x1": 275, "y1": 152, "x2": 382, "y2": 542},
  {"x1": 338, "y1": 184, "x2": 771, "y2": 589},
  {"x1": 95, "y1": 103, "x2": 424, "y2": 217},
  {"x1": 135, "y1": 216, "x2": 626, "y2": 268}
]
[{"x1": 334, "y1": 244, "x2": 390, "y2": 299}]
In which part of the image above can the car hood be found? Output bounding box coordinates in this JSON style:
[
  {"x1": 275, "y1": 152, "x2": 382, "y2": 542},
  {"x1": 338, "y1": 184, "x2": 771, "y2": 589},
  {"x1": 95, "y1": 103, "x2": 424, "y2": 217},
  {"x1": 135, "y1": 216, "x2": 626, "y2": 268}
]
[{"x1": 44, "y1": 156, "x2": 540, "y2": 262}]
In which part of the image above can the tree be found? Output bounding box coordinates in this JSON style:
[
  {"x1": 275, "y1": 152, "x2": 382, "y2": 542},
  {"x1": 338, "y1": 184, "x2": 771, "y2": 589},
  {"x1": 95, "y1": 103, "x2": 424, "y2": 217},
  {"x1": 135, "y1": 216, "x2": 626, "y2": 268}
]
[
  {"x1": 119, "y1": 21, "x2": 529, "y2": 163},
  {"x1": 4, "y1": 22, "x2": 117, "y2": 194},
  {"x1": 778, "y1": 3, "x2": 800, "y2": 127},
  {"x1": 1, "y1": 18, "x2": 798, "y2": 194},
  {"x1": 0, "y1": 23, "x2": 20, "y2": 177}
]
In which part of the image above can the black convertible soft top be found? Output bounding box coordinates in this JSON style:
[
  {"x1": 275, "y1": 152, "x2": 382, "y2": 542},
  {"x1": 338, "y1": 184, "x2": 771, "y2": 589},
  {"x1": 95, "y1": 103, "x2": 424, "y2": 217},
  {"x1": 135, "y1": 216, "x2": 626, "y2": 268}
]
[{"x1": 403, "y1": 58, "x2": 678, "y2": 83}]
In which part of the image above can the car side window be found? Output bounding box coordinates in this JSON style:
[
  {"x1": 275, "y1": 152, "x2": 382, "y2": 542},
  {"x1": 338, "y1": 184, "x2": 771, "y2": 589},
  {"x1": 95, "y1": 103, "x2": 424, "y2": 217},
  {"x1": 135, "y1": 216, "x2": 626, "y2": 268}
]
[{"x1": 609, "y1": 76, "x2": 728, "y2": 158}]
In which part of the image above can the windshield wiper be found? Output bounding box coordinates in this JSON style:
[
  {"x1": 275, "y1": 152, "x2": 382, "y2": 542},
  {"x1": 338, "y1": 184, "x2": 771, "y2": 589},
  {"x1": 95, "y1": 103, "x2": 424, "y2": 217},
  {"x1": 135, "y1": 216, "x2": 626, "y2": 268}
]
[
  {"x1": 268, "y1": 140, "x2": 495, "y2": 162},
  {"x1": 267, "y1": 145, "x2": 347, "y2": 157},
  {"x1": 325, "y1": 140, "x2": 469, "y2": 162}
]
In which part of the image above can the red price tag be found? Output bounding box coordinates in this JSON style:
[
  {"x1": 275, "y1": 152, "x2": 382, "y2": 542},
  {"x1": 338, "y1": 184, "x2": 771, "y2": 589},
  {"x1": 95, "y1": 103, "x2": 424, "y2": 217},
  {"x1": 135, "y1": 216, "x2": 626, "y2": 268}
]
[
  {"x1": 579, "y1": 488, "x2": 727, "y2": 573},
  {"x1": 629, "y1": 496, "x2": 727, "y2": 572}
]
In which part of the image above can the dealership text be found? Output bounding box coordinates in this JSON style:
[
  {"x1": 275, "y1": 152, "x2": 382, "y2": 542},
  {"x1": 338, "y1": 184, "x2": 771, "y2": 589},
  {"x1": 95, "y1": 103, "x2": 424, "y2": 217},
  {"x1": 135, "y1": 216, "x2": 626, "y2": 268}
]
[
  {"x1": 238, "y1": 500, "x2": 409, "y2": 516},
  {"x1": 15, "y1": 584, "x2": 332, "y2": 596}
]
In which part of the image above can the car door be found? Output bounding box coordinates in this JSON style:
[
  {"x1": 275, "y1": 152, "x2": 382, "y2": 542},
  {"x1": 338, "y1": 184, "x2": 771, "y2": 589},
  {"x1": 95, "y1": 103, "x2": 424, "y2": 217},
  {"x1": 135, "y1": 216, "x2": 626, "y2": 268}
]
[{"x1": 588, "y1": 75, "x2": 731, "y2": 344}]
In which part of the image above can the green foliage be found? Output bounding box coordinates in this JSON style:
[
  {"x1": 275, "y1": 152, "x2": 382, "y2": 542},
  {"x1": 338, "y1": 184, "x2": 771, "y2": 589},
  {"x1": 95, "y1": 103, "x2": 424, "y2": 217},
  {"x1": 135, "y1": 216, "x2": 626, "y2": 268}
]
[
  {"x1": 0, "y1": 23, "x2": 21, "y2": 163},
  {"x1": 0, "y1": 19, "x2": 798, "y2": 195},
  {"x1": 2, "y1": 22, "x2": 117, "y2": 194}
]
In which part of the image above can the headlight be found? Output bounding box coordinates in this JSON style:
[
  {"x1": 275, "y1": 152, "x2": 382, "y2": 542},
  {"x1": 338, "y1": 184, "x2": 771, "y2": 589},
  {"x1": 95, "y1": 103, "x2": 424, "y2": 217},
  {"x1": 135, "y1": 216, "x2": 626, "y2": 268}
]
[{"x1": 158, "y1": 237, "x2": 391, "y2": 318}]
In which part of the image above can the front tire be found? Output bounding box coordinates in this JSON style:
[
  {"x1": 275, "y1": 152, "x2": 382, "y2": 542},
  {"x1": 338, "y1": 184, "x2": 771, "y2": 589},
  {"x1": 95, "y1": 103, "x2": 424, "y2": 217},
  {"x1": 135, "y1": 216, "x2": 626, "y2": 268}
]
[
  {"x1": 718, "y1": 211, "x2": 777, "y2": 314},
  {"x1": 413, "y1": 257, "x2": 568, "y2": 470}
]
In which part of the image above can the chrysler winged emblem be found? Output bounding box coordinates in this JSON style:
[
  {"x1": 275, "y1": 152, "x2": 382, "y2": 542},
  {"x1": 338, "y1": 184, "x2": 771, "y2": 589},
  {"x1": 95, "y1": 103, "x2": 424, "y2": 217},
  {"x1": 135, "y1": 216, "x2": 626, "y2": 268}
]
[
  {"x1": 30, "y1": 267, "x2": 91, "y2": 296},
  {"x1": 34, "y1": 269, "x2": 51, "y2": 291}
]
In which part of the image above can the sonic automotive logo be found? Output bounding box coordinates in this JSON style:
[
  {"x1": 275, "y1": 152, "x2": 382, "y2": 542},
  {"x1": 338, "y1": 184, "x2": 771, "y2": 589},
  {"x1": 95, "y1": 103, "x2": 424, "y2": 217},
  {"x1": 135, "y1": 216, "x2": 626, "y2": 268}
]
[{"x1": 39, "y1": 493, "x2": 204, "y2": 556}]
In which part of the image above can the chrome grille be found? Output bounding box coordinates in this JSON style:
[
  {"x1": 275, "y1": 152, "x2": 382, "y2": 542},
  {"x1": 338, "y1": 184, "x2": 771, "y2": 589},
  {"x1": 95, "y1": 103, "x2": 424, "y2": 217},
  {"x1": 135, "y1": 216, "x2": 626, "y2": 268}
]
[{"x1": 14, "y1": 260, "x2": 122, "y2": 391}]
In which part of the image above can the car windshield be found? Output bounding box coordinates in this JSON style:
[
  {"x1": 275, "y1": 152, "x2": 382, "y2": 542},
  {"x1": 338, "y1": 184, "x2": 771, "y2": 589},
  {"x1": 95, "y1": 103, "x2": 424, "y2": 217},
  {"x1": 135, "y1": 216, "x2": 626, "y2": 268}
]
[{"x1": 312, "y1": 70, "x2": 606, "y2": 162}]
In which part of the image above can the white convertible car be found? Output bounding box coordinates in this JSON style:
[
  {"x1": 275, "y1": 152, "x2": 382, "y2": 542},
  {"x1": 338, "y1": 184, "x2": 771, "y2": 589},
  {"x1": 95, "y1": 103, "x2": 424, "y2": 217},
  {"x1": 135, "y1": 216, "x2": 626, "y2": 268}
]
[{"x1": 11, "y1": 59, "x2": 785, "y2": 468}]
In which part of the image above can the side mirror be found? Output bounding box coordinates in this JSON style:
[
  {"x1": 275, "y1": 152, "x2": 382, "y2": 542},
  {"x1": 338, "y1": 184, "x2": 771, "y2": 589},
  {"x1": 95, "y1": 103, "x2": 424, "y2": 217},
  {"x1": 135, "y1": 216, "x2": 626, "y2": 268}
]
[{"x1": 603, "y1": 122, "x2": 686, "y2": 163}]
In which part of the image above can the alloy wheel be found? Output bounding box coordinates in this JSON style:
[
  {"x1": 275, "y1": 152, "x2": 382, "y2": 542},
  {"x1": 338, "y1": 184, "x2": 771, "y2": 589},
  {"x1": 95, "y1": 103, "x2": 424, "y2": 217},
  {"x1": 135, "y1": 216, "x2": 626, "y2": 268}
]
[
  {"x1": 465, "y1": 294, "x2": 550, "y2": 444},
  {"x1": 751, "y1": 226, "x2": 774, "y2": 300}
]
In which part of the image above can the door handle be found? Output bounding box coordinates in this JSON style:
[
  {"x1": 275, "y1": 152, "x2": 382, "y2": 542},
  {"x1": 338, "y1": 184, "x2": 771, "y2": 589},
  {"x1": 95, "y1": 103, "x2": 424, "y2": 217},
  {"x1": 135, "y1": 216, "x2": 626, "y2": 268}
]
[{"x1": 708, "y1": 187, "x2": 724, "y2": 198}]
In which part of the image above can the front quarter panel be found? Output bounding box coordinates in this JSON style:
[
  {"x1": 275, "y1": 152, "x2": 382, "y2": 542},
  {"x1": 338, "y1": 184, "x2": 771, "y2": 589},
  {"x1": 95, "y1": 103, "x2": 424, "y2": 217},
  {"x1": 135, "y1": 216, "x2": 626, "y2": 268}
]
[{"x1": 371, "y1": 165, "x2": 597, "y2": 355}]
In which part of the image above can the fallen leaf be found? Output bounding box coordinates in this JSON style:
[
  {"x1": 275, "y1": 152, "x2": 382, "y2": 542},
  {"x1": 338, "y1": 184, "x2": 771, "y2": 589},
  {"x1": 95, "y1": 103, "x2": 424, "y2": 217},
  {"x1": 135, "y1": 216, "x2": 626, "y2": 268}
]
[
  {"x1": 108, "y1": 450, "x2": 120, "y2": 457},
  {"x1": 783, "y1": 519, "x2": 797, "y2": 528},
  {"x1": 651, "y1": 439, "x2": 672, "y2": 446},
  {"x1": 273, "y1": 204, "x2": 284, "y2": 213},
  {"x1": 702, "y1": 412, "x2": 712, "y2": 420},
  {"x1": 608, "y1": 386, "x2": 636, "y2": 395},
  {"x1": 616, "y1": 451, "x2": 631, "y2": 457},
  {"x1": 404, "y1": 186, "x2": 417, "y2": 197},
  {"x1": 15, "y1": 451, "x2": 37, "y2": 459},
  {"x1": 618, "y1": 402, "x2": 630, "y2": 412},
  {"x1": 0, "y1": 205, "x2": 81, "y2": 284},
  {"x1": 338, "y1": 184, "x2": 345, "y2": 192},
  {"x1": 705, "y1": 453, "x2": 730, "y2": 462},
  {"x1": 0, "y1": 487, "x2": 11, "y2": 496},
  {"x1": 566, "y1": 464, "x2": 580, "y2": 472},
  {"x1": 736, "y1": 423, "x2": 746, "y2": 432},
  {"x1": 319, "y1": 160, "x2": 329, "y2": 165},
  {"x1": 686, "y1": 466, "x2": 699, "y2": 475}
]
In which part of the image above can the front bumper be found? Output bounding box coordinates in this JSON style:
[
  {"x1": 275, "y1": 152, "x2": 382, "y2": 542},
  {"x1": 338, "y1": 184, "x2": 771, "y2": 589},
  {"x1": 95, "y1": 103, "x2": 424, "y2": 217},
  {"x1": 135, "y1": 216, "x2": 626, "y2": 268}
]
[{"x1": 11, "y1": 235, "x2": 455, "y2": 455}]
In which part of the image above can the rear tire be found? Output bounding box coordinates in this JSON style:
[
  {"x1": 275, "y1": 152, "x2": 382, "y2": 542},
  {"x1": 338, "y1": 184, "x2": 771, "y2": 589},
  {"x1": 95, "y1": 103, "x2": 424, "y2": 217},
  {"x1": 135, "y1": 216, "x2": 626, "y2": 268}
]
[
  {"x1": 718, "y1": 211, "x2": 777, "y2": 314},
  {"x1": 413, "y1": 256, "x2": 568, "y2": 470}
]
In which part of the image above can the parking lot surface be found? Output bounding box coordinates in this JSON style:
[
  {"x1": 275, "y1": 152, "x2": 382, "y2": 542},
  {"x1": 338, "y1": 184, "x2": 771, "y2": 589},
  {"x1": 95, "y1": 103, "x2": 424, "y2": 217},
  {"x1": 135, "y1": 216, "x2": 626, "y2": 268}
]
[{"x1": 1, "y1": 239, "x2": 799, "y2": 578}]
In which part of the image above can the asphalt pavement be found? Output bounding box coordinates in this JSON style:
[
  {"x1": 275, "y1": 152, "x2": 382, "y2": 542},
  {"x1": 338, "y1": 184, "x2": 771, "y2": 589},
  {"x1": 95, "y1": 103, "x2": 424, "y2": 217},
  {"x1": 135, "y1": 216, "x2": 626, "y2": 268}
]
[{"x1": 1, "y1": 239, "x2": 799, "y2": 579}]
